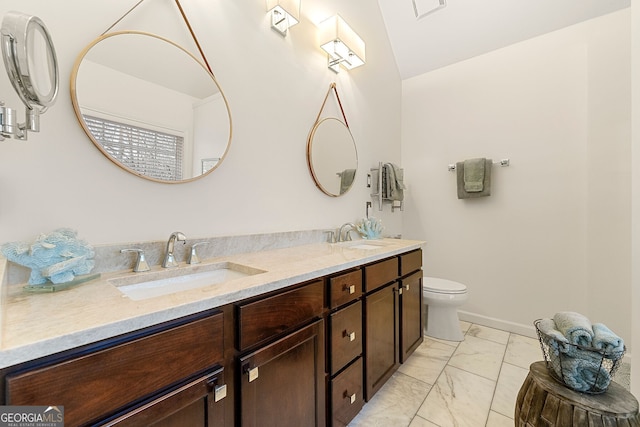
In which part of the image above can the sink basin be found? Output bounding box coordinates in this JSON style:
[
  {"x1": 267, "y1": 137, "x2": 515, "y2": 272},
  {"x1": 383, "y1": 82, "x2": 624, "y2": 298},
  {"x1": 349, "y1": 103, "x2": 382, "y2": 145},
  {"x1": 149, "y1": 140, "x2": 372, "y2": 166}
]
[
  {"x1": 336, "y1": 240, "x2": 390, "y2": 250},
  {"x1": 109, "y1": 262, "x2": 266, "y2": 301},
  {"x1": 347, "y1": 243, "x2": 387, "y2": 250}
]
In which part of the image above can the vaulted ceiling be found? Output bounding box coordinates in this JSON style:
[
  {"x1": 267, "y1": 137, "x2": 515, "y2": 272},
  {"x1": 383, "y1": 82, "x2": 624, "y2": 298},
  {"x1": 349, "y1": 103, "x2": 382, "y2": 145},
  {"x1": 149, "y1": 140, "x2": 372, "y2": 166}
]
[{"x1": 377, "y1": 0, "x2": 630, "y2": 80}]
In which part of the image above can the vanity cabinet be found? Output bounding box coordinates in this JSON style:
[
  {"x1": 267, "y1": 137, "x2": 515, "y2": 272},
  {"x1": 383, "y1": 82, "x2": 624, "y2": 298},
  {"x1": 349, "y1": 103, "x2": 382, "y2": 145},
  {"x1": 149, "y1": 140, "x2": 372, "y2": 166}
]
[
  {"x1": 363, "y1": 251, "x2": 424, "y2": 400},
  {"x1": 399, "y1": 250, "x2": 424, "y2": 363},
  {"x1": 1, "y1": 245, "x2": 424, "y2": 427},
  {"x1": 235, "y1": 280, "x2": 326, "y2": 427},
  {"x1": 4, "y1": 309, "x2": 226, "y2": 427},
  {"x1": 327, "y1": 269, "x2": 364, "y2": 427}
]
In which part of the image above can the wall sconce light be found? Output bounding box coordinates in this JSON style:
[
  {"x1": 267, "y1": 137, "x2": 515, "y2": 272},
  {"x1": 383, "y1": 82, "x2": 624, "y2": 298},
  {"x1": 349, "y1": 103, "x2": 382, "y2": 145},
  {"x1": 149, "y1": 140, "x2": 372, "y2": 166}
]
[
  {"x1": 318, "y1": 15, "x2": 365, "y2": 73},
  {"x1": 266, "y1": 0, "x2": 300, "y2": 36}
]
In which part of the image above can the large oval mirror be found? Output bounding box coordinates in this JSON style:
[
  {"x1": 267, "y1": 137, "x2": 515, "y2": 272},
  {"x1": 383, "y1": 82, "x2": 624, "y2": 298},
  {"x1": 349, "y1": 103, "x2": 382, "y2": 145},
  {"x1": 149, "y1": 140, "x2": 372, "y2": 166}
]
[
  {"x1": 70, "y1": 31, "x2": 232, "y2": 183},
  {"x1": 307, "y1": 117, "x2": 358, "y2": 197}
]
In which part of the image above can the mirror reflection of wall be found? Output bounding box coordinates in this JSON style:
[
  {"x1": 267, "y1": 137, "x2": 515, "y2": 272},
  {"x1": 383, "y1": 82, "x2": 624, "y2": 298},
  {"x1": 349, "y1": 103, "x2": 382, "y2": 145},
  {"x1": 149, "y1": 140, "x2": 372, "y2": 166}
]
[
  {"x1": 71, "y1": 31, "x2": 232, "y2": 183},
  {"x1": 308, "y1": 117, "x2": 358, "y2": 197}
]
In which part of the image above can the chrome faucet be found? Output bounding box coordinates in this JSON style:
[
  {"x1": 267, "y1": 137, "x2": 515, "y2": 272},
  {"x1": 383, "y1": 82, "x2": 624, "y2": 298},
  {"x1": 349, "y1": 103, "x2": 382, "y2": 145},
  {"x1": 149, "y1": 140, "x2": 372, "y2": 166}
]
[
  {"x1": 162, "y1": 231, "x2": 186, "y2": 268},
  {"x1": 338, "y1": 223, "x2": 356, "y2": 242}
]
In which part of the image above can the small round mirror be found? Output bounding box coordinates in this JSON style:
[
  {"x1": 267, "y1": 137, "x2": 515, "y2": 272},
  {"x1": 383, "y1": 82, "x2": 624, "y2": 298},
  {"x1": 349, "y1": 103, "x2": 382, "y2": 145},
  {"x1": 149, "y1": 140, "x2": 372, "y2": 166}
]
[
  {"x1": 71, "y1": 31, "x2": 232, "y2": 183},
  {"x1": 307, "y1": 118, "x2": 358, "y2": 197},
  {"x1": 1, "y1": 11, "x2": 59, "y2": 109}
]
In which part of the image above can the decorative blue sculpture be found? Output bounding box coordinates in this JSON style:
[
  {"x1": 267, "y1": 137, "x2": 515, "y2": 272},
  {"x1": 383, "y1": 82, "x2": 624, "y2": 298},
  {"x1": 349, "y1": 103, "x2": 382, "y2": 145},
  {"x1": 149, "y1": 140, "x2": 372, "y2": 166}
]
[
  {"x1": 356, "y1": 217, "x2": 384, "y2": 239},
  {"x1": 1, "y1": 228, "x2": 95, "y2": 285}
]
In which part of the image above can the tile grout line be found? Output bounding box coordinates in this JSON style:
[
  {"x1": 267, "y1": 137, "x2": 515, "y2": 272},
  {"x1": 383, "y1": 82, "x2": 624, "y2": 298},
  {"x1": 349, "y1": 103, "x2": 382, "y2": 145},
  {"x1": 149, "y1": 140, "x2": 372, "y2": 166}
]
[{"x1": 484, "y1": 332, "x2": 511, "y2": 426}]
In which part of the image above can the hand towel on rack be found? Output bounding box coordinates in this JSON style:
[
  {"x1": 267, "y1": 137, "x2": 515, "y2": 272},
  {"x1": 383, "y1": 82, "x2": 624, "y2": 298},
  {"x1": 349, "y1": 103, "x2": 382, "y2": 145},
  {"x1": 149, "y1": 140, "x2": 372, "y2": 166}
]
[
  {"x1": 339, "y1": 169, "x2": 356, "y2": 194},
  {"x1": 464, "y1": 158, "x2": 486, "y2": 192},
  {"x1": 383, "y1": 163, "x2": 406, "y2": 201},
  {"x1": 456, "y1": 158, "x2": 492, "y2": 199}
]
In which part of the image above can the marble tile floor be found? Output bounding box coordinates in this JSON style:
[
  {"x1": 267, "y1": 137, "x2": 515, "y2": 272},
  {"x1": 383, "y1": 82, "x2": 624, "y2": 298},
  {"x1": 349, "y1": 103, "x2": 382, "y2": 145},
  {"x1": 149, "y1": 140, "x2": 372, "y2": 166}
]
[{"x1": 348, "y1": 321, "x2": 632, "y2": 427}]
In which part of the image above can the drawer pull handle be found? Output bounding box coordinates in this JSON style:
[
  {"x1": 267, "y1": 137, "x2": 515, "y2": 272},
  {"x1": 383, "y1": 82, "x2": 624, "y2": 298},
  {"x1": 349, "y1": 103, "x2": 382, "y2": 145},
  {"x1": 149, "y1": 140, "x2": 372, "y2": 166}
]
[
  {"x1": 343, "y1": 330, "x2": 356, "y2": 342},
  {"x1": 343, "y1": 284, "x2": 356, "y2": 294},
  {"x1": 214, "y1": 384, "x2": 227, "y2": 402},
  {"x1": 247, "y1": 367, "x2": 259, "y2": 383},
  {"x1": 405, "y1": 284, "x2": 410, "y2": 291},
  {"x1": 398, "y1": 287, "x2": 403, "y2": 295},
  {"x1": 343, "y1": 391, "x2": 357, "y2": 404}
]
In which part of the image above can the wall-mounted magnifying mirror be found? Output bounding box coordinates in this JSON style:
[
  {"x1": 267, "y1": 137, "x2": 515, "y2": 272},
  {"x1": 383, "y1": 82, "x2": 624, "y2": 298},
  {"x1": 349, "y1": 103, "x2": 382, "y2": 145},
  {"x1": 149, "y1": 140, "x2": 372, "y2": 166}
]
[
  {"x1": 0, "y1": 11, "x2": 59, "y2": 140},
  {"x1": 307, "y1": 117, "x2": 358, "y2": 197},
  {"x1": 70, "y1": 31, "x2": 232, "y2": 183}
]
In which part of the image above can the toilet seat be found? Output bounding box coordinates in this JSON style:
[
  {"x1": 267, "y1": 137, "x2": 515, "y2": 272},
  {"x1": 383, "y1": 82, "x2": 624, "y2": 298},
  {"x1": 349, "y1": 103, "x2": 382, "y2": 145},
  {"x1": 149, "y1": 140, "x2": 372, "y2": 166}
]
[{"x1": 423, "y1": 277, "x2": 467, "y2": 295}]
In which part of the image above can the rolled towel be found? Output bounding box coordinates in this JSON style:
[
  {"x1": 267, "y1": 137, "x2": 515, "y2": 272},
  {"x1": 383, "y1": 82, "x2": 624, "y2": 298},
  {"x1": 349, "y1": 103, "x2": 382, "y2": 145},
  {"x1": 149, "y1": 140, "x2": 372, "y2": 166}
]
[
  {"x1": 559, "y1": 354, "x2": 611, "y2": 392},
  {"x1": 592, "y1": 323, "x2": 625, "y2": 355},
  {"x1": 553, "y1": 312, "x2": 594, "y2": 347},
  {"x1": 536, "y1": 318, "x2": 573, "y2": 356}
]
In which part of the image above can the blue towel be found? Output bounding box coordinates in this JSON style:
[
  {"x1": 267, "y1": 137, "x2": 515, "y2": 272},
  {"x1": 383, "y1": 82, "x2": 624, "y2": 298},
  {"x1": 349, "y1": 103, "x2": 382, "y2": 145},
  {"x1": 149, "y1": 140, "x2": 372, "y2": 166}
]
[
  {"x1": 559, "y1": 352, "x2": 611, "y2": 392},
  {"x1": 592, "y1": 323, "x2": 624, "y2": 355},
  {"x1": 537, "y1": 318, "x2": 573, "y2": 356},
  {"x1": 553, "y1": 312, "x2": 594, "y2": 347}
]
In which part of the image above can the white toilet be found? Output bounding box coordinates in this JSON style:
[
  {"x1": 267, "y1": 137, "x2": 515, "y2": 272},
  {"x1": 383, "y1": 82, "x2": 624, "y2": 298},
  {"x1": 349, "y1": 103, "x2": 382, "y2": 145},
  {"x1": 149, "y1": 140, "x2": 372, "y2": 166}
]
[{"x1": 423, "y1": 277, "x2": 468, "y2": 341}]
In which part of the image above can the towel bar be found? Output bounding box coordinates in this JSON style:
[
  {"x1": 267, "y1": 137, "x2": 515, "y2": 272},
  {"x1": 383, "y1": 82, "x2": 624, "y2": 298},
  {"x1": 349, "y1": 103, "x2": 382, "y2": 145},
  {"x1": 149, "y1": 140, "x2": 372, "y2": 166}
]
[{"x1": 448, "y1": 159, "x2": 509, "y2": 172}]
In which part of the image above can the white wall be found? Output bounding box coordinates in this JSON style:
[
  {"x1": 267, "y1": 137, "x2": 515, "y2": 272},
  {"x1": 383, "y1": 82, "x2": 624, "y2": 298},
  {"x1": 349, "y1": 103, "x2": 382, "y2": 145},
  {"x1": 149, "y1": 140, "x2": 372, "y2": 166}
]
[
  {"x1": 0, "y1": 0, "x2": 403, "y2": 245},
  {"x1": 631, "y1": 0, "x2": 640, "y2": 397},
  {"x1": 402, "y1": 10, "x2": 631, "y2": 343}
]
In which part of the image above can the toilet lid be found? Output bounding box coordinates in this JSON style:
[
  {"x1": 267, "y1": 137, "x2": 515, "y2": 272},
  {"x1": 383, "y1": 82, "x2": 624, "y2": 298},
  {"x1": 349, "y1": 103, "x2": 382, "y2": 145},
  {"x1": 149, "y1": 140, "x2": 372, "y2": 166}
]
[{"x1": 423, "y1": 277, "x2": 467, "y2": 294}]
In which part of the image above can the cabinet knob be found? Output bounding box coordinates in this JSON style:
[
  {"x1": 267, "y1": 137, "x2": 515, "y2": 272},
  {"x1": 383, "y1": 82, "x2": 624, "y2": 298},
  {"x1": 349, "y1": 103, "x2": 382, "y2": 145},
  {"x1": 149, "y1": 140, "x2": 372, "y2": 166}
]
[
  {"x1": 343, "y1": 284, "x2": 356, "y2": 294},
  {"x1": 214, "y1": 384, "x2": 227, "y2": 402},
  {"x1": 246, "y1": 366, "x2": 259, "y2": 383},
  {"x1": 343, "y1": 391, "x2": 357, "y2": 404},
  {"x1": 398, "y1": 287, "x2": 403, "y2": 295},
  {"x1": 343, "y1": 330, "x2": 356, "y2": 342},
  {"x1": 206, "y1": 377, "x2": 228, "y2": 402},
  {"x1": 405, "y1": 284, "x2": 410, "y2": 291}
]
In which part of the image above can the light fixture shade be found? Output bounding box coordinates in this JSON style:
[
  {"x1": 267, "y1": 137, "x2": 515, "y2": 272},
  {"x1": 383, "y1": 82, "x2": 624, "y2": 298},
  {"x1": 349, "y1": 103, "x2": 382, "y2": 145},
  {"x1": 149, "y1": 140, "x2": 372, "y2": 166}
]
[
  {"x1": 318, "y1": 15, "x2": 365, "y2": 72},
  {"x1": 266, "y1": 0, "x2": 300, "y2": 35}
]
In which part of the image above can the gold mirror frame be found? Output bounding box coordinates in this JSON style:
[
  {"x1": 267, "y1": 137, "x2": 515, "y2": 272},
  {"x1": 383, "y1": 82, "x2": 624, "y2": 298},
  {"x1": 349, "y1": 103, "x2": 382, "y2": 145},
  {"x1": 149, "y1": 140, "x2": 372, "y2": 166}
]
[
  {"x1": 70, "y1": 31, "x2": 232, "y2": 184},
  {"x1": 306, "y1": 83, "x2": 358, "y2": 197}
]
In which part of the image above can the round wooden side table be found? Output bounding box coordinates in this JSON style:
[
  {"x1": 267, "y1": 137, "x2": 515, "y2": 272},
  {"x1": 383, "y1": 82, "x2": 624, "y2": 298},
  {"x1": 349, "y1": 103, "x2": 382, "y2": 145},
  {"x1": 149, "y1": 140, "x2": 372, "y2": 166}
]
[{"x1": 516, "y1": 361, "x2": 640, "y2": 426}]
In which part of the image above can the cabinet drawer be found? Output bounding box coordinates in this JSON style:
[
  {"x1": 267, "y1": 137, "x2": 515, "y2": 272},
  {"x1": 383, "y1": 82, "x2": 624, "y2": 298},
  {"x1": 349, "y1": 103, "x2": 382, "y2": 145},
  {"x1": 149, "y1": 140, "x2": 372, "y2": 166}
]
[
  {"x1": 399, "y1": 249, "x2": 422, "y2": 277},
  {"x1": 237, "y1": 280, "x2": 325, "y2": 351},
  {"x1": 330, "y1": 301, "x2": 362, "y2": 375},
  {"x1": 364, "y1": 257, "x2": 399, "y2": 292},
  {"x1": 329, "y1": 269, "x2": 362, "y2": 309},
  {"x1": 6, "y1": 311, "x2": 224, "y2": 427},
  {"x1": 331, "y1": 358, "x2": 364, "y2": 427}
]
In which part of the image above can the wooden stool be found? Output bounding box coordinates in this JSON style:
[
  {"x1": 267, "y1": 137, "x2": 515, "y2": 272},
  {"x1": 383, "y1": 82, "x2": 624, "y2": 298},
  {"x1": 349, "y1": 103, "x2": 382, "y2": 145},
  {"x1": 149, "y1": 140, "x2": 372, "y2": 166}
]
[{"x1": 516, "y1": 361, "x2": 640, "y2": 426}]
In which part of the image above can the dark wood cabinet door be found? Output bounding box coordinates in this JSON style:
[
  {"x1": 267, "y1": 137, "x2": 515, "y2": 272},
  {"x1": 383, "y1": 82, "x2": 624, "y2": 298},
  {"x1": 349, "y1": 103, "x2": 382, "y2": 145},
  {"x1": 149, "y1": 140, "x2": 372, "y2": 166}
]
[
  {"x1": 400, "y1": 271, "x2": 423, "y2": 363},
  {"x1": 103, "y1": 368, "x2": 226, "y2": 427},
  {"x1": 364, "y1": 283, "x2": 399, "y2": 401},
  {"x1": 238, "y1": 320, "x2": 325, "y2": 427}
]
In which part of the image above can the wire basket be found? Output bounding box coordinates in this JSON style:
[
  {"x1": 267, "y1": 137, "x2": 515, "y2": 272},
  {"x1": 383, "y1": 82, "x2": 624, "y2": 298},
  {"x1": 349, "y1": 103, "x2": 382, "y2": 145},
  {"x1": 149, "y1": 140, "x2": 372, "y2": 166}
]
[{"x1": 534, "y1": 319, "x2": 625, "y2": 394}]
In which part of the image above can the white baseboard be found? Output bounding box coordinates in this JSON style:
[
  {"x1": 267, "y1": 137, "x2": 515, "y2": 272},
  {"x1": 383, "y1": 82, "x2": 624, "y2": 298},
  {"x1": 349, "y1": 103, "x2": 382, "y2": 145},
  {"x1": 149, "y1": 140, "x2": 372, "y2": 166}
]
[
  {"x1": 457, "y1": 310, "x2": 537, "y2": 338},
  {"x1": 457, "y1": 310, "x2": 633, "y2": 364}
]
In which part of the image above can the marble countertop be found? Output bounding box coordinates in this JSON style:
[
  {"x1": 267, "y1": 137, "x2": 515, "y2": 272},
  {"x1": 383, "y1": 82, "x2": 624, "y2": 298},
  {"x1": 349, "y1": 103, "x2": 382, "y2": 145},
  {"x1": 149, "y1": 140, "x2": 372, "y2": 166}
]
[{"x1": 0, "y1": 238, "x2": 423, "y2": 369}]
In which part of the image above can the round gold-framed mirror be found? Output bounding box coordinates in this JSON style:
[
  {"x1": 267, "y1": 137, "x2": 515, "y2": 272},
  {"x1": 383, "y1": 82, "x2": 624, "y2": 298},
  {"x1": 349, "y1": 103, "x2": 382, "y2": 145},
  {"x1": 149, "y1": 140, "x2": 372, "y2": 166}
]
[
  {"x1": 307, "y1": 117, "x2": 358, "y2": 197},
  {"x1": 70, "y1": 31, "x2": 232, "y2": 183}
]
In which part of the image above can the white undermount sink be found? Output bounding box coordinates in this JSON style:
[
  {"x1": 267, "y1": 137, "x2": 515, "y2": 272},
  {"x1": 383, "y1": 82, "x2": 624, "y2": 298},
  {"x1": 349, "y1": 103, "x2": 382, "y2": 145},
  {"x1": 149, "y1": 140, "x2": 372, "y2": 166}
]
[
  {"x1": 109, "y1": 262, "x2": 266, "y2": 301},
  {"x1": 336, "y1": 240, "x2": 390, "y2": 250}
]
